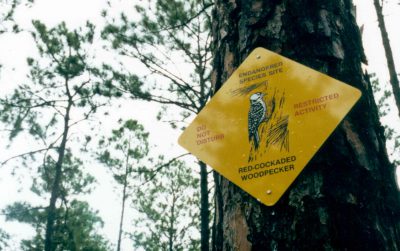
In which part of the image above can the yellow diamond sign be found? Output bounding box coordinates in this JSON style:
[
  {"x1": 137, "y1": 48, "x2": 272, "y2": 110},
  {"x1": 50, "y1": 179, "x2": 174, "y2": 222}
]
[{"x1": 178, "y1": 47, "x2": 361, "y2": 206}]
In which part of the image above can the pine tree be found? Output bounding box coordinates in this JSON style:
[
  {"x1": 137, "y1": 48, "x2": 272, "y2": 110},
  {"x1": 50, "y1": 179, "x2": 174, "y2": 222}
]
[
  {"x1": 0, "y1": 229, "x2": 10, "y2": 251},
  {"x1": 97, "y1": 119, "x2": 149, "y2": 251},
  {"x1": 0, "y1": 0, "x2": 33, "y2": 34},
  {"x1": 101, "y1": 1, "x2": 214, "y2": 249},
  {"x1": 0, "y1": 21, "x2": 116, "y2": 251},
  {"x1": 211, "y1": 0, "x2": 400, "y2": 249},
  {"x1": 3, "y1": 199, "x2": 110, "y2": 251},
  {"x1": 132, "y1": 160, "x2": 200, "y2": 251},
  {"x1": 373, "y1": 0, "x2": 400, "y2": 118},
  {"x1": 370, "y1": 74, "x2": 400, "y2": 168}
]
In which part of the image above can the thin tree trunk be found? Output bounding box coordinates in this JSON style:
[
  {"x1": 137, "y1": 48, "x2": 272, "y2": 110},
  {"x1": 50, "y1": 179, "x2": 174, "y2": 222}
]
[
  {"x1": 373, "y1": 0, "x2": 400, "y2": 118},
  {"x1": 169, "y1": 192, "x2": 176, "y2": 251},
  {"x1": 44, "y1": 81, "x2": 72, "y2": 251},
  {"x1": 116, "y1": 173, "x2": 128, "y2": 251},
  {"x1": 117, "y1": 139, "x2": 132, "y2": 251},
  {"x1": 211, "y1": 171, "x2": 223, "y2": 251},
  {"x1": 199, "y1": 61, "x2": 211, "y2": 250},
  {"x1": 199, "y1": 161, "x2": 210, "y2": 251},
  {"x1": 211, "y1": 0, "x2": 400, "y2": 250}
]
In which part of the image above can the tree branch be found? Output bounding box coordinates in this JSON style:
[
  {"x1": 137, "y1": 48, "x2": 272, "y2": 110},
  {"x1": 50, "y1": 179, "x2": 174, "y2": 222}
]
[
  {"x1": 152, "y1": 3, "x2": 214, "y2": 32},
  {"x1": 1, "y1": 146, "x2": 56, "y2": 166},
  {"x1": 140, "y1": 153, "x2": 190, "y2": 185}
]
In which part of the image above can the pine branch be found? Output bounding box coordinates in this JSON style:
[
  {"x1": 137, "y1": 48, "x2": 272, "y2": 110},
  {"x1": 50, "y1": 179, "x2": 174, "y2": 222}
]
[
  {"x1": 0, "y1": 146, "x2": 56, "y2": 166},
  {"x1": 152, "y1": 3, "x2": 214, "y2": 32},
  {"x1": 140, "y1": 153, "x2": 190, "y2": 184}
]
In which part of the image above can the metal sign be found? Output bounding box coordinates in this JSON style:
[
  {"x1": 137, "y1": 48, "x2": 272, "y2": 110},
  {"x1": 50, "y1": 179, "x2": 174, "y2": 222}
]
[{"x1": 178, "y1": 47, "x2": 361, "y2": 206}]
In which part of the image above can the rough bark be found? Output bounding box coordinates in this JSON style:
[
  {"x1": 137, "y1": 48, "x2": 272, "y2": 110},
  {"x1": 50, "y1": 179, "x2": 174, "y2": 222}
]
[
  {"x1": 373, "y1": 0, "x2": 400, "y2": 119},
  {"x1": 211, "y1": 0, "x2": 400, "y2": 250}
]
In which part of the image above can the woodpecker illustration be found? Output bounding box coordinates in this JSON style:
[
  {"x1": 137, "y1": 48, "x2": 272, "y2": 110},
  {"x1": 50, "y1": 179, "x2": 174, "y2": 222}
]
[{"x1": 248, "y1": 92, "x2": 267, "y2": 150}]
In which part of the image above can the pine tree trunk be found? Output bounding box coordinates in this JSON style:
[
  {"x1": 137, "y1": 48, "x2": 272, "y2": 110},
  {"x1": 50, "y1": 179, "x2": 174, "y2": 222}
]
[
  {"x1": 211, "y1": 0, "x2": 400, "y2": 250},
  {"x1": 373, "y1": 0, "x2": 400, "y2": 119},
  {"x1": 116, "y1": 173, "x2": 128, "y2": 251},
  {"x1": 200, "y1": 161, "x2": 210, "y2": 251},
  {"x1": 45, "y1": 94, "x2": 72, "y2": 251}
]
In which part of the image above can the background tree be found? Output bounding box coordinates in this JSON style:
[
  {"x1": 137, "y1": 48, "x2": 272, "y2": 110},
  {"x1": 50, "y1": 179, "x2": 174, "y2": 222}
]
[
  {"x1": 3, "y1": 199, "x2": 110, "y2": 251},
  {"x1": 101, "y1": 0, "x2": 214, "y2": 249},
  {"x1": 211, "y1": 0, "x2": 400, "y2": 250},
  {"x1": 370, "y1": 73, "x2": 400, "y2": 167},
  {"x1": 0, "y1": 0, "x2": 33, "y2": 34},
  {"x1": 0, "y1": 21, "x2": 116, "y2": 251},
  {"x1": 373, "y1": 0, "x2": 400, "y2": 118},
  {"x1": 0, "y1": 229, "x2": 9, "y2": 251},
  {"x1": 97, "y1": 119, "x2": 149, "y2": 251},
  {"x1": 1, "y1": 151, "x2": 110, "y2": 250},
  {"x1": 0, "y1": 0, "x2": 33, "y2": 77},
  {"x1": 132, "y1": 160, "x2": 200, "y2": 251}
]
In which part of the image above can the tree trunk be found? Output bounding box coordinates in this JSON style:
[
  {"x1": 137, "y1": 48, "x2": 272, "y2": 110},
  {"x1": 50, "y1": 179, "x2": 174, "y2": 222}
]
[
  {"x1": 211, "y1": 0, "x2": 400, "y2": 250},
  {"x1": 45, "y1": 96, "x2": 72, "y2": 251},
  {"x1": 373, "y1": 0, "x2": 400, "y2": 119},
  {"x1": 200, "y1": 161, "x2": 210, "y2": 251},
  {"x1": 169, "y1": 190, "x2": 177, "y2": 251},
  {"x1": 116, "y1": 172, "x2": 128, "y2": 251}
]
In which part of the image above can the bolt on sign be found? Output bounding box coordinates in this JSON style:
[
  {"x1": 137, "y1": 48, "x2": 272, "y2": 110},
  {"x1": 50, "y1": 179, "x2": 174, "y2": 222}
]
[{"x1": 178, "y1": 47, "x2": 361, "y2": 206}]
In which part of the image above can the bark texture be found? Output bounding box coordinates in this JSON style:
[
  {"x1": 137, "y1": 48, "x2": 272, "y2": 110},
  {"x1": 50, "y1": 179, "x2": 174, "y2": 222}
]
[{"x1": 211, "y1": 0, "x2": 400, "y2": 250}]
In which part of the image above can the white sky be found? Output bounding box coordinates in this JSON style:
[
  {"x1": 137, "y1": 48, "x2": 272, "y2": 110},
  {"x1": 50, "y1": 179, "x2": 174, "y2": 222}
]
[{"x1": 0, "y1": 0, "x2": 399, "y2": 250}]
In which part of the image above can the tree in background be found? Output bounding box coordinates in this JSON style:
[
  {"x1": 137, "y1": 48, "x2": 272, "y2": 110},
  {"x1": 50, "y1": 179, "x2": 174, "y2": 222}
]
[
  {"x1": 132, "y1": 160, "x2": 200, "y2": 251},
  {"x1": 0, "y1": 229, "x2": 9, "y2": 251},
  {"x1": 1, "y1": 150, "x2": 110, "y2": 250},
  {"x1": 0, "y1": 0, "x2": 33, "y2": 34},
  {"x1": 0, "y1": 0, "x2": 33, "y2": 78},
  {"x1": 0, "y1": 21, "x2": 116, "y2": 251},
  {"x1": 373, "y1": 0, "x2": 400, "y2": 118},
  {"x1": 211, "y1": 0, "x2": 400, "y2": 249},
  {"x1": 370, "y1": 74, "x2": 400, "y2": 167},
  {"x1": 3, "y1": 193, "x2": 110, "y2": 250},
  {"x1": 97, "y1": 119, "x2": 149, "y2": 251},
  {"x1": 101, "y1": 0, "x2": 214, "y2": 249}
]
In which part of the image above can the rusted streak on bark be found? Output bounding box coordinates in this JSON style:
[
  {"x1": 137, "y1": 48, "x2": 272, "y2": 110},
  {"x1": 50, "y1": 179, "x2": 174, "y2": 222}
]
[
  {"x1": 223, "y1": 47, "x2": 235, "y2": 77},
  {"x1": 342, "y1": 119, "x2": 370, "y2": 169},
  {"x1": 224, "y1": 206, "x2": 252, "y2": 251}
]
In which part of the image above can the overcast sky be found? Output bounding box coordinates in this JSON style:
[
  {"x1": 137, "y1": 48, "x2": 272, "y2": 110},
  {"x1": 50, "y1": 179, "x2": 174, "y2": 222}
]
[{"x1": 0, "y1": 0, "x2": 399, "y2": 250}]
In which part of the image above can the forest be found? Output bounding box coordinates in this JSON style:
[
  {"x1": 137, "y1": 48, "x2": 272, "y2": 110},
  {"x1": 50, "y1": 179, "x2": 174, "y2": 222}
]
[{"x1": 0, "y1": 0, "x2": 399, "y2": 250}]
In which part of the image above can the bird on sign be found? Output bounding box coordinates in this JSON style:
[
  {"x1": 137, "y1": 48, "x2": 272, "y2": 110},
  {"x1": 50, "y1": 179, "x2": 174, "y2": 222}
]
[{"x1": 248, "y1": 92, "x2": 267, "y2": 150}]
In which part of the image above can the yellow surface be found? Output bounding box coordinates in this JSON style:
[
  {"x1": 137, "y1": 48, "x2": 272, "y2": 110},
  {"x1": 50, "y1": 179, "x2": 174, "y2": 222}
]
[{"x1": 178, "y1": 47, "x2": 361, "y2": 206}]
